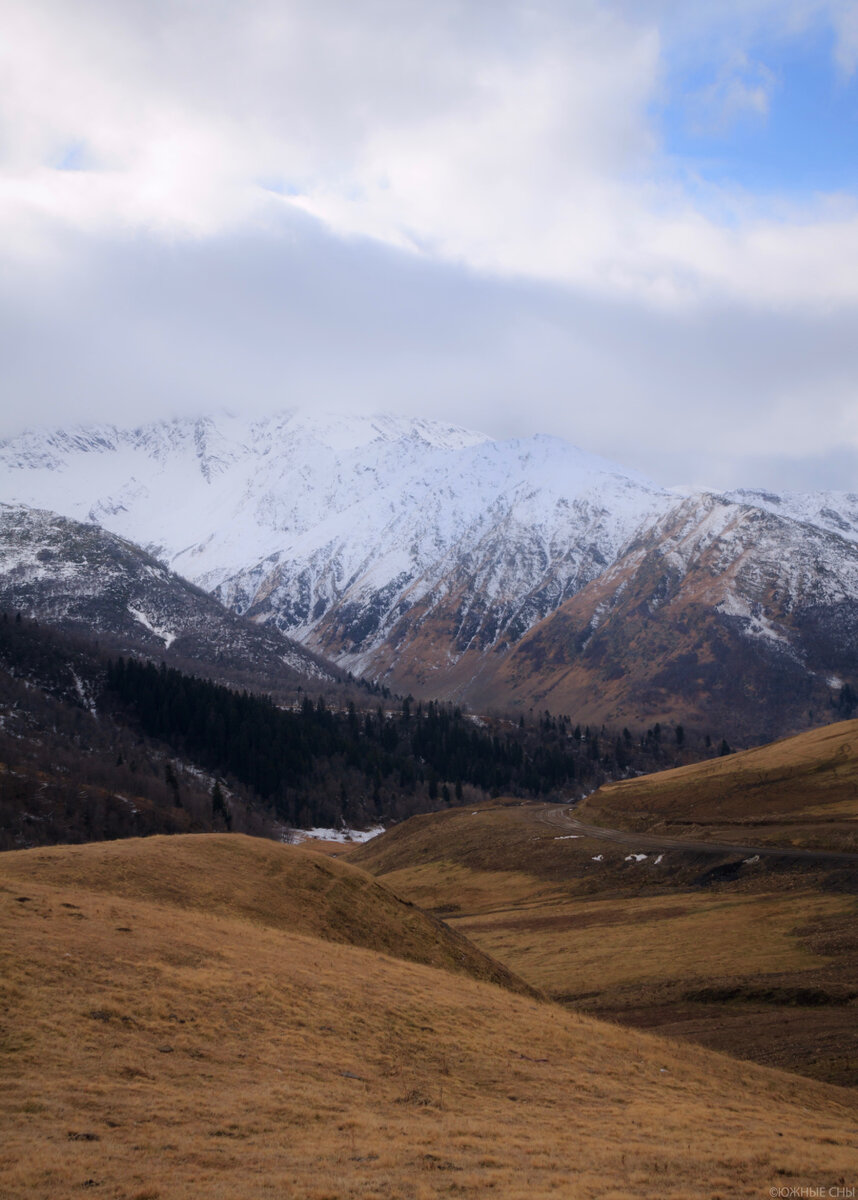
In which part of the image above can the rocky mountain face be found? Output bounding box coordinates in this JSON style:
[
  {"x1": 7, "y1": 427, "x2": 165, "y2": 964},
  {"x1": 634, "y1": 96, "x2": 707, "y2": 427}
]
[
  {"x1": 2, "y1": 411, "x2": 857, "y2": 739},
  {"x1": 0, "y1": 410, "x2": 675, "y2": 662},
  {"x1": 0, "y1": 503, "x2": 350, "y2": 701},
  {"x1": 466, "y1": 494, "x2": 858, "y2": 739}
]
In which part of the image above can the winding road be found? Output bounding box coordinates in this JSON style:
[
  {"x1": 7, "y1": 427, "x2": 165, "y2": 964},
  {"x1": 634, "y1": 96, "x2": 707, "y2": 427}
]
[{"x1": 534, "y1": 805, "x2": 858, "y2": 865}]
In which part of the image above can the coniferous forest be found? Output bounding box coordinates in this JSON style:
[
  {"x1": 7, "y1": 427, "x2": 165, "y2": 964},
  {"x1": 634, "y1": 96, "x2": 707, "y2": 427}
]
[
  {"x1": 2, "y1": 611, "x2": 730, "y2": 848},
  {"x1": 104, "y1": 655, "x2": 718, "y2": 831}
]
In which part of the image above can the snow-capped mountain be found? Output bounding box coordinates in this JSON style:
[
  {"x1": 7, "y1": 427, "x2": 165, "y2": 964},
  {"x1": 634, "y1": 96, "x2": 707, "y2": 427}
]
[
  {"x1": 0, "y1": 412, "x2": 494, "y2": 590},
  {"x1": 0, "y1": 411, "x2": 676, "y2": 669},
  {"x1": 723, "y1": 488, "x2": 858, "y2": 546},
  {"x1": 0, "y1": 503, "x2": 347, "y2": 698},
  {"x1": 2, "y1": 410, "x2": 858, "y2": 738},
  {"x1": 473, "y1": 492, "x2": 858, "y2": 739}
]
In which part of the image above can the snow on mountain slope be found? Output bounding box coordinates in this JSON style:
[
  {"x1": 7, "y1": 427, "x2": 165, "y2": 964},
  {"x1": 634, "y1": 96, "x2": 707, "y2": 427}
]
[
  {"x1": 0, "y1": 412, "x2": 492, "y2": 586},
  {"x1": 724, "y1": 489, "x2": 858, "y2": 546},
  {"x1": 0, "y1": 502, "x2": 346, "y2": 697},
  {"x1": 473, "y1": 492, "x2": 858, "y2": 739},
  {"x1": 0, "y1": 412, "x2": 676, "y2": 671},
  {"x1": 3, "y1": 411, "x2": 858, "y2": 738}
]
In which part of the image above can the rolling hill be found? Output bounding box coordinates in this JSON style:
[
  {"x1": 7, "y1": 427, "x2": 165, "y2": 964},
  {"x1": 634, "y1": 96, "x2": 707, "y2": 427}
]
[
  {"x1": 578, "y1": 717, "x2": 858, "y2": 852},
  {"x1": 0, "y1": 833, "x2": 532, "y2": 992},
  {"x1": 351, "y1": 767, "x2": 858, "y2": 1087},
  {"x1": 2, "y1": 833, "x2": 856, "y2": 1199}
]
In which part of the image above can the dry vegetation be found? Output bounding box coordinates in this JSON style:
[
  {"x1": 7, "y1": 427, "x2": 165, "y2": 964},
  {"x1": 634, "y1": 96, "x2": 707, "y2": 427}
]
[
  {"x1": 579, "y1": 718, "x2": 858, "y2": 851},
  {"x1": 456, "y1": 892, "x2": 850, "y2": 995},
  {"x1": 0, "y1": 835, "x2": 532, "y2": 995},
  {"x1": 351, "y1": 798, "x2": 858, "y2": 1087},
  {"x1": 2, "y1": 834, "x2": 857, "y2": 1199}
]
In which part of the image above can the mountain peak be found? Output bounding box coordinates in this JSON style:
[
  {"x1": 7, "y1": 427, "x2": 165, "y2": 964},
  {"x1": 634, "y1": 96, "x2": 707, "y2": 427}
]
[{"x1": 3, "y1": 410, "x2": 858, "y2": 741}]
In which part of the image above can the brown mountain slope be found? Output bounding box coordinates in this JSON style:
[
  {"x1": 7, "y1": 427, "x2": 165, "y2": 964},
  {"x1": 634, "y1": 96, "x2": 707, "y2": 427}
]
[
  {"x1": 579, "y1": 717, "x2": 858, "y2": 851},
  {"x1": 2, "y1": 833, "x2": 857, "y2": 1199},
  {"x1": 461, "y1": 496, "x2": 858, "y2": 740}
]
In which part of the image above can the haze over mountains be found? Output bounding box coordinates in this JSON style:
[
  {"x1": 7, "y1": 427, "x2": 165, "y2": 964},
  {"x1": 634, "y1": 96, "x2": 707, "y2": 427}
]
[{"x1": 3, "y1": 409, "x2": 858, "y2": 738}]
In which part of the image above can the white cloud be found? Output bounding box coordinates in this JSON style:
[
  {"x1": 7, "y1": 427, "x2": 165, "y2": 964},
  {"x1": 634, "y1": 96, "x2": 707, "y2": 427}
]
[
  {"x1": 828, "y1": 1, "x2": 858, "y2": 76},
  {"x1": 2, "y1": 0, "x2": 858, "y2": 493},
  {"x1": 683, "y1": 53, "x2": 776, "y2": 134},
  {"x1": 1, "y1": 0, "x2": 857, "y2": 310}
]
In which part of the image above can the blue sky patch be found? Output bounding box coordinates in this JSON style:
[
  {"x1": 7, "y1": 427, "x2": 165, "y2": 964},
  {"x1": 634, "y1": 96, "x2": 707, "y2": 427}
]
[{"x1": 658, "y1": 25, "x2": 858, "y2": 197}]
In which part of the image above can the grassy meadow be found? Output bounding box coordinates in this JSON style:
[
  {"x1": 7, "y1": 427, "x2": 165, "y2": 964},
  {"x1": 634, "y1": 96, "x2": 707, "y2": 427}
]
[
  {"x1": 578, "y1": 717, "x2": 858, "y2": 851},
  {"x1": 2, "y1": 833, "x2": 857, "y2": 1198},
  {"x1": 352, "y1": 792, "x2": 858, "y2": 1087}
]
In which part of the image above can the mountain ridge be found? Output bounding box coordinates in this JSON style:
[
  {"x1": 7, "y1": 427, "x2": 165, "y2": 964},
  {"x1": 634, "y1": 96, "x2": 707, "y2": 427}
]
[
  {"x1": 3, "y1": 411, "x2": 858, "y2": 737},
  {"x1": 0, "y1": 501, "x2": 354, "y2": 701}
]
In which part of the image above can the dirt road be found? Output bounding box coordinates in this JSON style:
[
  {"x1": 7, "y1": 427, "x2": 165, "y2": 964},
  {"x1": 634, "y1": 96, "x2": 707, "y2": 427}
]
[{"x1": 535, "y1": 805, "x2": 858, "y2": 864}]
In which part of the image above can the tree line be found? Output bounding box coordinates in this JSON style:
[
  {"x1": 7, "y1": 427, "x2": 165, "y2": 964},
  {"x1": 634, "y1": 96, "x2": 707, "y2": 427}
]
[
  {"x1": 1, "y1": 611, "x2": 741, "y2": 848},
  {"x1": 104, "y1": 656, "x2": 721, "y2": 831}
]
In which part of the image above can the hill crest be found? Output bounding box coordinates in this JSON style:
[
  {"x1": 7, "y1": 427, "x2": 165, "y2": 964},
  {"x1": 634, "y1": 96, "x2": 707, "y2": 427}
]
[{"x1": 0, "y1": 832, "x2": 535, "y2": 994}]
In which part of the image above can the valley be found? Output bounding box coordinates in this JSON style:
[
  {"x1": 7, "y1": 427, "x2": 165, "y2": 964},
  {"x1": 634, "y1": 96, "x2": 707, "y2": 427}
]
[
  {"x1": 351, "y1": 727, "x2": 858, "y2": 1089},
  {"x1": 6, "y1": 3, "x2": 858, "y2": 1194},
  {"x1": 2, "y1": 410, "x2": 858, "y2": 1197}
]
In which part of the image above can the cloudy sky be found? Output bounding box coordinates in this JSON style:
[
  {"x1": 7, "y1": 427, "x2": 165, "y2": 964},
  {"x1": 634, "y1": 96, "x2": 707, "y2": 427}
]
[{"x1": 2, "y1": 0, "x2": 858, "y2": 490}]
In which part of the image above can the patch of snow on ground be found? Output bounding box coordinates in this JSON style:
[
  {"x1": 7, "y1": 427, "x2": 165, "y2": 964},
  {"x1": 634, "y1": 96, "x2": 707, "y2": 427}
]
[
  {"x1": 716, "y1": 588, "x2": 789, "y2": 646},
  {"x1": 654, "y1": 854, "x2": 664, "y2": 865},
  {"x1": 71, "y1": 670, "x2": 96, "y2": 713},
  {"x1": 553, "y1": 835, "x2": 580, "y2": 840},
  {"x1": 591, "y1": 854, "x2": 603, "y2": 862},
  {"x1": 625, "y1": 853, "x2": 647, "y2": 862},
  {"x1": 127, "y1": 604, "x2": 177, "y2": 648},
  {"x1": 292, "y1": 825, "x2": 385, "y2": 844}
]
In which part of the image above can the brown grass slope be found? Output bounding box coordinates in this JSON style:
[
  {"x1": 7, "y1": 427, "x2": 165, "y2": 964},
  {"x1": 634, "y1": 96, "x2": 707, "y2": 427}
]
[
  {"x1": 350, "y1": 801, "x2": 858, "y2": 1087},
  {"x1": 579, "y1": 717, "x2": 858, "y2": 851},
  {"x1": 2, "y1": 835, "x2": 858, "y2": 1199},
  {"x1": 0, "y1": 834, "x2": 534, "y2": 995}
]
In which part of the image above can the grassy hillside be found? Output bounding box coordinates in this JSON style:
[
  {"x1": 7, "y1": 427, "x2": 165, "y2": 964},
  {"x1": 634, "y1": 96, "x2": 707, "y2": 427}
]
[
  {"x1": 0, "y1": 834, "x2": 533, "y2": 995},
  {"x1": 2, "y1": 834, "x2": 857, "y2": 1199},
  {"x1": 579, "y1": 718, "x2": 858, "y2": 851},
  {"x1": 351, "y1": 800, "x2": 858, "y2": 1087}
]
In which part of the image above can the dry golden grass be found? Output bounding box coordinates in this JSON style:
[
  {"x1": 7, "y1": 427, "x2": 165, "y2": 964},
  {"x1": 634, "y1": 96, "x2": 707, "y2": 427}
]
[
  {"x1": 580, "y1": 718, "x2": 858, "y2": 850},
  {"x1": 351, "y1": 801, "x2": 858, "y2": 1086},
  {"x1": 378, "y1": 861, "x2": 557, "y2": 914},
  {"x1": 350, "y1": 801, "x2": 597, "y2": 898},
  {"x1": 0, "y1": 834, "x2": 533, "y2": 995},
  {"x1": 452, "y1": 892, "x2": 853, "y2": 995},
  {"x1": 2, "y1": 834, "x2": 857, "y2": 1199}
]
